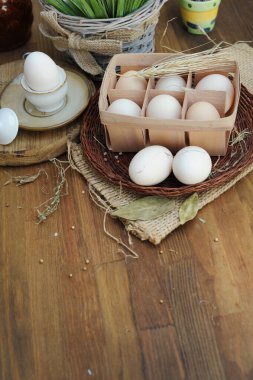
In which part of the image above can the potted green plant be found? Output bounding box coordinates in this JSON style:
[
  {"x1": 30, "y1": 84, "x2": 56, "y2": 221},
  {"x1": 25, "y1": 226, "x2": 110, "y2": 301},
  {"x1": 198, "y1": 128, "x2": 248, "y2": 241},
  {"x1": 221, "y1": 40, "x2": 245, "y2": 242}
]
[{"x1": 39, "y1": 0, "x2": 167, "y2": 77}]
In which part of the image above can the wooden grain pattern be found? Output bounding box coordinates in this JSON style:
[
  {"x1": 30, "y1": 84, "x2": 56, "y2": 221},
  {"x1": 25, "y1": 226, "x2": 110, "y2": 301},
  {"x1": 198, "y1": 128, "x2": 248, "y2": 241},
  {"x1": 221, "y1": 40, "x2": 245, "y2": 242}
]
[{"x1": 1, "y1": 0, "x2": 253, "y2": 379}]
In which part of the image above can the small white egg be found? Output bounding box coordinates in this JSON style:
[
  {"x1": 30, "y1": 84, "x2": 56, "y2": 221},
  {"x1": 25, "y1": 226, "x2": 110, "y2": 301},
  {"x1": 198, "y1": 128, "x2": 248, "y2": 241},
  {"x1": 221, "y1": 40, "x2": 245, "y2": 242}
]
[
  {"x1": 0, "y1": 108, "x2": 19, "y2": 145},
  {"x1": 115, "y1": 70, "x2": 147, "y2": 91},
  {"x1": 146, "y1": 94, "x2": 182, "y2": 119},
  {"x1": 24, "y1": 51, "x2": 60, "y2": 92},
  {"x1": 107, "y1": 98, "x2": 141, "y2": 116},
  {"x1": 186, "y1": 101, "x2": 220, "y2": 120},
  {"x1": 155, "y1": 75, "x2": 186, "y2": 91},
  {"x1": 195, "y1": 74, "x2": 235, "y2": 113},
  {"x1": 172, "y1": 146, "x2": 212, "y2": 185},
  {"x1": 129, "y1": 145, "x2": 173, "y2": 186}
]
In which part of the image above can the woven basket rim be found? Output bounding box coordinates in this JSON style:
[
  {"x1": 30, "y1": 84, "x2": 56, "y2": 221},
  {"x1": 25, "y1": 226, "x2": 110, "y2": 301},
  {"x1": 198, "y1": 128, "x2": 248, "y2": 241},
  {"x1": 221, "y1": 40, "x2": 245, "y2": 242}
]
[
  {"x1": 39, "y1": 0, "x2": 167, "y2": 32},
  {"x1": 80, "y1": 86, "x2": 253, "y2": 197}
]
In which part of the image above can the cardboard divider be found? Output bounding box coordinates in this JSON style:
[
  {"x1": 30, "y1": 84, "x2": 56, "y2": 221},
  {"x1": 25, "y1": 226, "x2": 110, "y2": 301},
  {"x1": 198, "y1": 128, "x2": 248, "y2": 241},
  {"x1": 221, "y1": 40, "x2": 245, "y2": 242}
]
[{"x1": 99, "y1": 54, "x2": 240, "y2": 156}]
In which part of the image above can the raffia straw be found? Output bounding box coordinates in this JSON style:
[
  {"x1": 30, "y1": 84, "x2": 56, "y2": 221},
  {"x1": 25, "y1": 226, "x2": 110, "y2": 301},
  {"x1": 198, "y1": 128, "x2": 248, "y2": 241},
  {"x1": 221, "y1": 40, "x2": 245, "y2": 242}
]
[
  {"x1": 103, "y1": 207, "x2": 139, "y2": 260},
  {"x1": 137, "y1": 45, "x2": 234, "y2": 78},
  {"x1": 2, "y1": 169, "x2": 48, "y2": 186},
  {"x1": 137, "y1": 19, "x2": 253, "y2": 78},
  {"x1": 159, "y1": 18, "x2": 212, "y2": 54},
  {"x1": 35, "y1": 158, "x2": 69, "y2": 223},
  {"x1": 88, "y1": 184, "x2": 139, "y2": 259}
]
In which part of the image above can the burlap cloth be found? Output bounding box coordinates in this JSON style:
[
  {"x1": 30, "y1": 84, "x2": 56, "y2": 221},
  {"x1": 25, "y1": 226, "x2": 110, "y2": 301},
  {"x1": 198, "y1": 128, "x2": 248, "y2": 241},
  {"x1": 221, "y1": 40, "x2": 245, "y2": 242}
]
[{"x1": 69, "y1": 43, "x2": 253, "y2": 245}]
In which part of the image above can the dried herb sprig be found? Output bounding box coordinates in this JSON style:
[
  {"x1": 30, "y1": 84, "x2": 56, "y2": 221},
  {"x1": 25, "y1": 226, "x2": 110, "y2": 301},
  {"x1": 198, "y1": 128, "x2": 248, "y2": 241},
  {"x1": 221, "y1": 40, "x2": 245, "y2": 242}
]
[
  {"x1": 3, "y1": 169, "x2": 48, "y2": 187},
  {"x1": 35, "y1": 159, "x2": 69, "y2": 223}
]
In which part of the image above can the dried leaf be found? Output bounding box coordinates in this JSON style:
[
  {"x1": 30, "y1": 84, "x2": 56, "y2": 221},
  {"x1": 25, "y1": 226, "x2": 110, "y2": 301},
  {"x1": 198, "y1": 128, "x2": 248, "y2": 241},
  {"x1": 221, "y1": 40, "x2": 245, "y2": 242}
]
[
  {"x1": 179, "y1": 193, "x2": 199, "y2": 225},
  {"x1": 111, "y1": 196, "x2": 175, "y2": 221}
]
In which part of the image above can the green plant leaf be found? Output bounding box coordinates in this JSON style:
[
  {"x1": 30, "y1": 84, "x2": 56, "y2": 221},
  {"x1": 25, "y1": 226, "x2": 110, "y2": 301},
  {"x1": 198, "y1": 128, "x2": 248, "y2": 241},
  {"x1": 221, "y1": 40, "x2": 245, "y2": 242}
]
[
  {"x1": 90, "y1": 0, "x2": 108, "y2": 18},
  {"x1": 46, "y1": 0, "x2": 148, "y2": 18},
  {"x1": 179, "y1": 193, "x2": 199, "y2": 225},
  {"x1": 111, "y1": 196, "x2": 176, "y2": 221},
  {"x1": 46, "y1": 0, "x2": 77, "y2": 15},
  {"x1": 62, "y1": 0, "x2": 83, "y2": 15}
]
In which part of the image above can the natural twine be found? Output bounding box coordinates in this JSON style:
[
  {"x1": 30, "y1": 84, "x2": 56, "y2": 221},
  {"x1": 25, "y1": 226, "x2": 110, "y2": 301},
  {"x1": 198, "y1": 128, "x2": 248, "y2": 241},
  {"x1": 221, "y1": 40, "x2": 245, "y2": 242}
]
[{"x1": 39, "y1": 11, "x2": 159, "y2": 76}]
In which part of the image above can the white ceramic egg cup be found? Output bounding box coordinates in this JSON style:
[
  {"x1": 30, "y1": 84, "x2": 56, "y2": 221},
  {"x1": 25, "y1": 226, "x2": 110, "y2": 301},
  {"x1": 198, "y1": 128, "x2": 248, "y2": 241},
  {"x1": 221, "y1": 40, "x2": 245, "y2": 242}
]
[{"x1": 20, "y1": 67, "x2": 68, "y2": 113}]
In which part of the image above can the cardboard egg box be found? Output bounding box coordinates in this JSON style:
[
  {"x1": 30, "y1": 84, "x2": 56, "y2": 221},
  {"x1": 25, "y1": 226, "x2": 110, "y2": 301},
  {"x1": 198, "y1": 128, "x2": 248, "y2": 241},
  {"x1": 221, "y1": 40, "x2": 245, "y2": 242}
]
[{"x1": 99, "y1": 53, "x2": 240, "y2": 156}]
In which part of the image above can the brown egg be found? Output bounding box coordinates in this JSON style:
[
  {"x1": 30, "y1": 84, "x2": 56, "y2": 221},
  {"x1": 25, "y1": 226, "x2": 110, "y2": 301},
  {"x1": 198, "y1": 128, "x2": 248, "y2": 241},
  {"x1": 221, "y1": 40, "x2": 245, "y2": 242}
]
[
  {"x1": 186, "y1": 101, "x2": 220, "y2": 121},
  {"x1": 115, "y1": 70, "x2": 147, "y2": 91}
]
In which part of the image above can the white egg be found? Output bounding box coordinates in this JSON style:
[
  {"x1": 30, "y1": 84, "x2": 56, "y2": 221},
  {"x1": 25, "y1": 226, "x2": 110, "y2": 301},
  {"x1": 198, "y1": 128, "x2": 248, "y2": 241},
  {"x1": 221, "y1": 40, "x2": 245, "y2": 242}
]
[
  {"x1": 186, "y1": 101, "x2": 220, "y2": 120},
  {"x1": 129, "y1": 145, "x2": 173, "y2": 186},
  {"x1": 146, "y1": 94, "x2": 182, "y2": 119},
  {"x1": 0, "y1": 108, "x2": 19, "y2": 145},
  {"x1": 115, "y1": 70, "x2": 147, "y2": 91},
  {"x1": 107, "y1": 98, "x2": 142, "y2": 116},
  {"x1": 195, "y1": 74, "x2": 235, "y2": 113},
  {"x1": 24, "y1": 51, "x2": 60, "y2": 92},
  {"x1": 155, "y1": 75, "x2": 186, "y2": 91},
  {"x1": 172, "y1": 146, "x2": 212, "y2": 185}
]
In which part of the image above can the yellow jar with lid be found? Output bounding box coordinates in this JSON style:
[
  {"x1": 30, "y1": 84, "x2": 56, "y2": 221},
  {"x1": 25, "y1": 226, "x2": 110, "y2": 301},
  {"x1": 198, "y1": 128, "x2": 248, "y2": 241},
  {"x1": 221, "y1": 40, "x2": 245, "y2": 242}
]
[{"x1": 180, "y1": 0, "x2": 221, "y2": 34}]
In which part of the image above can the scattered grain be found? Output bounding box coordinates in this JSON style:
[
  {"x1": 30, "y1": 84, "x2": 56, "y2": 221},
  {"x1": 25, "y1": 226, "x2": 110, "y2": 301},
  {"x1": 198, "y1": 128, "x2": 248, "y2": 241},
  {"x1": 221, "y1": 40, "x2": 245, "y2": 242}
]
[
  {"x1": 214, "y1": 237, "x2": 219, "y2": 242},
  {"x1": 85, "y1": 259, "x2": 90, "y2": 264},
  {"x1": 39, "y1": 259, "x2": 44, "y2": 264}
]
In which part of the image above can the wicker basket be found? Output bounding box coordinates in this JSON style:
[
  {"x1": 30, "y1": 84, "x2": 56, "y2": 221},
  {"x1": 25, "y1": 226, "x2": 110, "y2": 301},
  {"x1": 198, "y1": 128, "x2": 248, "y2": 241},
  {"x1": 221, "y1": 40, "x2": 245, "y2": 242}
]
[
  {"x1": 80, "y1": 86, "x2": 253, "y2": 197},
  {"x1": 38, "y1": 0, "x2": 167, "y2": 77}
]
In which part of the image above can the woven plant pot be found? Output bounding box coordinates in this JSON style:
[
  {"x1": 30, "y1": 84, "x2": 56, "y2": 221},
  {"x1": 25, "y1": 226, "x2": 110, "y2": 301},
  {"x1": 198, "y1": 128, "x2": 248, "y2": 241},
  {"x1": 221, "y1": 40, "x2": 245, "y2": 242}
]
[{"x1": 38, "y1": 0, "x2": 167, "y2": 78}]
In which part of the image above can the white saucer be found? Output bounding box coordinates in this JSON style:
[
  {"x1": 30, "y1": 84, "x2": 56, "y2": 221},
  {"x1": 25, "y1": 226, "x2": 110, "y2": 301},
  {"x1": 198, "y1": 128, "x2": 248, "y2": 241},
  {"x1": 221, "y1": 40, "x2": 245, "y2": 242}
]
[{"x1": 0, "y1": 69, "x2": 95, "y2": 131}]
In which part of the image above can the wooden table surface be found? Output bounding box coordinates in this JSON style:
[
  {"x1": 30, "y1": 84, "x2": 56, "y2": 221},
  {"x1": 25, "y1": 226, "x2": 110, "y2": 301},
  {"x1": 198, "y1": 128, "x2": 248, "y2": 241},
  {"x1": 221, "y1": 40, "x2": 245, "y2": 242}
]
[{"x1": 1, "y1": 1, "x2": 253, "y2": 379}]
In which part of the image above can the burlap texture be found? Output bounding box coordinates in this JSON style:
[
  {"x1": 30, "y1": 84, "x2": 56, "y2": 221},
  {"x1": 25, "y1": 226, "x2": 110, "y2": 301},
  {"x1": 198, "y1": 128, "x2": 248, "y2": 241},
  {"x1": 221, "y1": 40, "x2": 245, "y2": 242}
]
[
  {"x1": 69, "y1": 43, "x2": 253, "y2": 245},
  {"x1": 39, "y1": 11, "x2": 159, "y2": 76}
]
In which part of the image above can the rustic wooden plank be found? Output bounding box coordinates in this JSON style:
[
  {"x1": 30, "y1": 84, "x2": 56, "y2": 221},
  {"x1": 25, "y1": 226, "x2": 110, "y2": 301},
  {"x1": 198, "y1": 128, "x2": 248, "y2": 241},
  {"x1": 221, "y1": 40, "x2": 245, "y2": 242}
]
[
  {"x1": 127, "y1": 253, "x2": 174, "y2": 329},
  {"x1": 140, "y1": 326, "x2": 185, "y2": 380},
  {"x1": 166, "y1": 259, "x2": 226, "y2": 380},
  {"x1": 95, "y1": 261, "x2": 143, "y2": 380},
  {"x1": 213, "y1": 313, "x2": 253, "y2": 380}
]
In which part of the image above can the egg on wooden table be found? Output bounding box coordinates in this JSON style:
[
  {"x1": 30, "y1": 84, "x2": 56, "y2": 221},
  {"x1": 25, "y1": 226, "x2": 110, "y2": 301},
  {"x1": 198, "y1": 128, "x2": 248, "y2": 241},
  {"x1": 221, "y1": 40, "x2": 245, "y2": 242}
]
[
  {"x1": 155, "y1": 74, "x2": 186, "y2": 91},
  {"x1": 23, "y1": 51, "x2": 60, "y2": 92},
  {"x1": 107, "y1": 98, "x2": 142, "y2": 116},
  {"x1": 129, "y1": 145, "x2": 173, "y2": 186},
  {"x1": 172, "y1": 146, "x2": 212, "y2": 185},
  {"x1": 146, "y1": 94, "x2": 182, "y2": 119},
  {"x1": 195, "y1": 74, "x2": 235, "y2": 113},
  {"x1": 115, "y1": 70, "x2": 147, "y2": 91},
  {"x1": 186, "y1": 101, "x2": 220, "y2": 120}
]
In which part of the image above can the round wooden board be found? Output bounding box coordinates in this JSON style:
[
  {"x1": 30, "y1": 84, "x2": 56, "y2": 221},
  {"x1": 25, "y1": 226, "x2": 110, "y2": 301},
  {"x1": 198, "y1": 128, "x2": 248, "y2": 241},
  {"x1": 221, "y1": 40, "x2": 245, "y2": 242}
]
[{"x1": 0, "y1": 60, "x2": 95, "y2": 166}]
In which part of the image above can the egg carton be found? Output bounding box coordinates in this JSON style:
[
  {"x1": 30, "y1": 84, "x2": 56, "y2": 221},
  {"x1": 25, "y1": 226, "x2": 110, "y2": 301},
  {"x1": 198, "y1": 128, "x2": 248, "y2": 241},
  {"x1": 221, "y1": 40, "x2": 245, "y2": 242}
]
[{"x1": 99, "y1": 53, "x2": 240, "y2": 156}]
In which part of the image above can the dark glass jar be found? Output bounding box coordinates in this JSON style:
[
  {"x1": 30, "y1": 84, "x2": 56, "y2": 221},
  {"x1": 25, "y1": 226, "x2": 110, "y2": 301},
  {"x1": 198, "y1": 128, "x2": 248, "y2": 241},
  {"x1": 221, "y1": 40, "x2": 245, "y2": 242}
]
[{"x1": 0, "y1": 0, "x2": 33, "y2": 52}]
